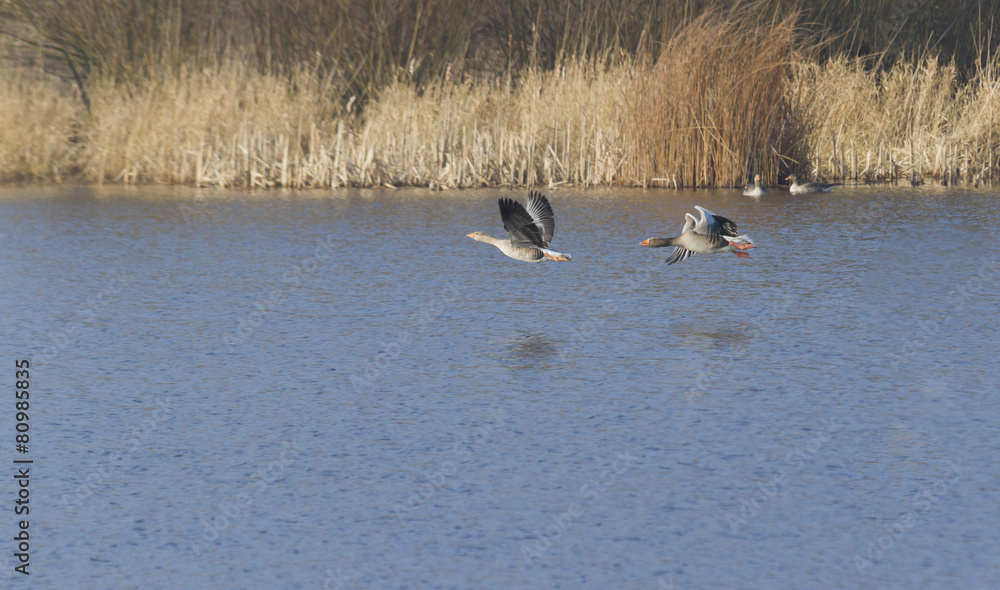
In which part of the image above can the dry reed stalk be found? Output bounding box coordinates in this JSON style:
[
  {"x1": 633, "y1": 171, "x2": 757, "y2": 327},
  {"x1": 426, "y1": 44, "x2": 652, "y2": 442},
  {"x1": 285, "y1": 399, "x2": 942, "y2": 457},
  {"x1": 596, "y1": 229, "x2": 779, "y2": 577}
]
[
  {"x1": 358, "y1": 61, "x2": 627, "y2": 188},
  {"x1": 792, "y1": 54, "x2": 995, "y2": 183},
  {"x1": 0, "y1": 45, "x2": 80, "y2": 182},
  {"x1": 625, "y1": 8, "x2": 803, "y2": 188}
]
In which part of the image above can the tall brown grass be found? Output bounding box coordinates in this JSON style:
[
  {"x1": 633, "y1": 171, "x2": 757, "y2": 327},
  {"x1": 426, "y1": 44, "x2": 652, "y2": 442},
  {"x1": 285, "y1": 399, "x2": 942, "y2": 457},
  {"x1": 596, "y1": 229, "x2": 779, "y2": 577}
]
[
  {"x1": 793, "y1": 53, "x2": 1000, "y2": 184},
  {"x1": 2, "y1": 0, "x2": 481, "y2": 112},
  {"x1": 362, "y1": 61, "x2": 629, "y2": 187},
  {"x1": 75, "y1": 58, "x2": 628, "y2": 188},
  {"x1": 2, "y1": 0, "x2": 231, "y2": 112},
  {"x1": 2, "y1": 8, "x2": 1000, "y2": 188},
  {"x1": 625, "y1": 9, "x2": 804, "y2": 188},
  {"x1": 953, "y1": 57, "x2": 1000, "y2": 183},
  {"x1": 241, "y1": 0, "x2": 479, "y2": 107},
  {"x1": 0, "y1": 47, "x2": 81, "y2": 182},
  {"x1": 4, "y1": 0, "x2": 997, "y2": 117},
  {"x1": 81, "y1": 61, "x2": 341, "y2": 186}
]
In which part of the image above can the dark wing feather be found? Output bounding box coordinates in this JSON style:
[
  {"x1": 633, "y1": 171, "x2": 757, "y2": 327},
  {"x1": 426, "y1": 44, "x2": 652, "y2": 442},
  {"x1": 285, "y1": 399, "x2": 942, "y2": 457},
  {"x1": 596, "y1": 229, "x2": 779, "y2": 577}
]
[
  {"x1": 712, "y1": 214, "x2": 739, "y2": 236},
  {"x1": 525, "y1": 191, "x2": 555, "y2": 246},
  {"x1": 696, "y1": 206, "x2": 740, "y2": 236},
  {"x1": 499, "y1": 198, "x2": 545, "y2": 248},
  {"x1": 665, "y1": 247, "x2": 696, "y2": 265}
]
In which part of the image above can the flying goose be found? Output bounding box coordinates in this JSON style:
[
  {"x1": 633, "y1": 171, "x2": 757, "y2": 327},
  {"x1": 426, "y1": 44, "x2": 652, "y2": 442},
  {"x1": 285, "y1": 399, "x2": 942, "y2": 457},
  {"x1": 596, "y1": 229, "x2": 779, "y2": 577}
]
[
  {"x1": 467, "y1": 192, "x2": 572, "y2": 262},
  {"x1": 743, "y1": 174, "x2": 766, "y2": 197},
  {"x1": 787, "y1": 174, "x2": 839, "y2": 194},
  {"x1": 640, "y1": 205, "x2": 755, "y2": 264}
]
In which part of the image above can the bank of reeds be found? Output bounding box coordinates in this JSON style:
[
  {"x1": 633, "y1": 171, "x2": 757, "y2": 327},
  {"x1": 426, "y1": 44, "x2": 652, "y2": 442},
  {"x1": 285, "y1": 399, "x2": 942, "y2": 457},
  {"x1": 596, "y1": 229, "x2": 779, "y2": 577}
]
[
  {"x1": 0, "y1": 49, "x2": 81, "y2": 182},
  {"x1": 82, "y1": 62, "x2": 342, "y2": 186},
  {"x1": 626, "y1": 9, "x2": 804, "y2": 188},
  {"x1": 362, "y1": 62, "x2": 628, "y2": 187},
  {"x1": 70, "y1": 57, "x2": 629, "y2": 188},
  {"x1": 2, "y1": 8, "x2": 1000, "y2": 188},
  {"x1": 792, "y1": 53, "x2": 1000, "y2": 184}
]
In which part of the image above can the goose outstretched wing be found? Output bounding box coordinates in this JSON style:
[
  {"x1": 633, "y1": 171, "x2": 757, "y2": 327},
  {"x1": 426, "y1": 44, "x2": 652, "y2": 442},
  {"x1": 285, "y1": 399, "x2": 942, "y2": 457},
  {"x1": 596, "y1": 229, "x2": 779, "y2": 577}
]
[
  {"x1": 525, "y1": 191, "x2": 555, "y2": 246},
  {"x1": 694, "y1": 205, "x2": 739, "y2": 236},
  {"x1": 499, "y1": 197, "x2": 546, "y2": 248}
]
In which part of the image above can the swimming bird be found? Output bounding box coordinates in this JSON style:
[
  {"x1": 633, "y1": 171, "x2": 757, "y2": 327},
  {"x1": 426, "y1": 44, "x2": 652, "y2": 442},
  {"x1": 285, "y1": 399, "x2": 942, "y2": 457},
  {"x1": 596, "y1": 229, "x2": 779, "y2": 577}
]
[
  {"x1": 467, "y1": 192, "x2": 572, "y2": 262},
  {"x1": 640, "y1": 205, "x2": 755, "y2": 264},
  {"x1": 787, "y1": 174, "x2": 839, "y2": 194},
  {"x1": 743, "y1": 174, "x2": 766, "y2": 197}
]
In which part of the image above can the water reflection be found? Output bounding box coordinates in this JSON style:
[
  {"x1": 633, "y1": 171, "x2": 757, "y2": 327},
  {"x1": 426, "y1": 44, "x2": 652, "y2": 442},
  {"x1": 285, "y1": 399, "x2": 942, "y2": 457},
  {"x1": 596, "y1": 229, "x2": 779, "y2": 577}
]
[
  {"x1": 493, "y1": 330, "x2": 559, "y2": 371},
  {"x1": 670, "y1": 318, "x2": 753, "y2": 352}
]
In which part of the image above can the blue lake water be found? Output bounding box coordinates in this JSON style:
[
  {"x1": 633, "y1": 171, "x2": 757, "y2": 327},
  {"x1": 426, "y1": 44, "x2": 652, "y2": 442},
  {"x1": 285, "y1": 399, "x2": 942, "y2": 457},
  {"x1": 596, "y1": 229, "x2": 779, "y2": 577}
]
[{"x1": 1, "y1": 184, "x2": 998, "y2": 589}]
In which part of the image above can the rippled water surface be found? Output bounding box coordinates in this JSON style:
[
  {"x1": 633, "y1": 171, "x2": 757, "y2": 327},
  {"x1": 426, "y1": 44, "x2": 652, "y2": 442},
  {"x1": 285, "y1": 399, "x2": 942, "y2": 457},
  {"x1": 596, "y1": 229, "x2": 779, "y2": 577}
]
[{"x1": 1, "y1": 184, "x2": 999, "y2": 589}]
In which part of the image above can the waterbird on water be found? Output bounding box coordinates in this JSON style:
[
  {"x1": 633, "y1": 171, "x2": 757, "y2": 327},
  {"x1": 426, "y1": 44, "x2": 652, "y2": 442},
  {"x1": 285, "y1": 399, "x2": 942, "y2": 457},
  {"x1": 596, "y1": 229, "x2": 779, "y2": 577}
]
[
  {"x1": 467, "y1": 192, "x2": 572, "y2": 262},
  {"x1": 640, "y1": 205, "x2": 755, "y2": 264},
  {"x1": 787, "y1": 174, "x2": 840, "y2": 194},
  {"x1": 743, "y1": 174, "x2": 766, "y2": 197}
]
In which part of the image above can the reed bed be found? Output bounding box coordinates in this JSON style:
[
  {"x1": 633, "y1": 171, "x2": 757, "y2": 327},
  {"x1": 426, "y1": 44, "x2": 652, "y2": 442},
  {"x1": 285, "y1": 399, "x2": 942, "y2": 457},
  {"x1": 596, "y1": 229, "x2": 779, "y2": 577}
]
[
  {"x1": 75, "y1": 58, "x2": 629, "y2": 188},
  {"x1": 791, "y1": 54, "x2": 1000, "y2": 185},
  {"x1": 82, "y1": 62, "x2": 341, "y2": 187},
  {"x1": 0, "y1": 50, "x2": 81, "y2": 182},
  {"x1": 362, "y1": 62, "x2": 629, "y2": 187},
  {"x1": 625, "y1": 9, "x2": 804, "y2": 188},
  {"x1": 3, "y1": 9, "x2": 1000, "y2": 188},
  {"x1": 793, "y1": 56, "x2": 956, "y2": 183},
  {"x1": 948, "y1": 57, "x2": 1000, "y2": 185}
]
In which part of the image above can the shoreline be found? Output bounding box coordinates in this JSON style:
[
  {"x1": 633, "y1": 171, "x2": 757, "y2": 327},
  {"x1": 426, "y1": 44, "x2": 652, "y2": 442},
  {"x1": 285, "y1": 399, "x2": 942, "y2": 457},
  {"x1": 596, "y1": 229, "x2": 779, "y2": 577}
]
[{"x1": 2, "y1": 177, "x2": 992, "y2": 192}]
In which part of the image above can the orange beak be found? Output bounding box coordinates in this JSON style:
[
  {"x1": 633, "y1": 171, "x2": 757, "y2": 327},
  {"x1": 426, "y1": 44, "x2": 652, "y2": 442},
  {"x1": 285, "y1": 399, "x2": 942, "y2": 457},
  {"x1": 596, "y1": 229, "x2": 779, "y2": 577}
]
[
  {"x1": 640, "y1": 239, "x2": 651, "y2": 247},
  {"x1": 466, "y1": 232, "x2": 474, "y2": 238}
]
